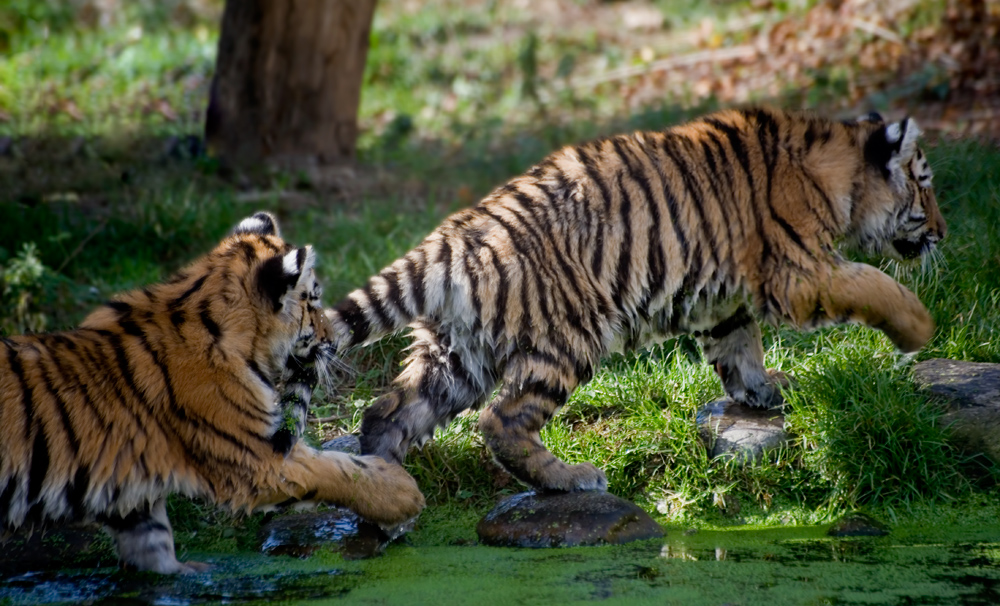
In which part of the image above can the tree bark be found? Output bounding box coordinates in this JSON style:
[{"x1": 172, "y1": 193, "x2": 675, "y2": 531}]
[{"x1": 206, "y1": 0, "x2": 376, "y2": 169}]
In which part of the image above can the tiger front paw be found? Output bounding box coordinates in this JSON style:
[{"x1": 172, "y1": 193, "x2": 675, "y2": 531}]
[
  {"x1": 350, "y1": 456, "x2": 426, "y2": 526},
  {"x1": 884, "y1": 307, "x2": 935, "y2": 353},
  {"x1": 532, "y1": 461, "x2": 608, "y2": 493},
  {"x1": 739, "y1": 369, "x2": 792, "y2": 409}
]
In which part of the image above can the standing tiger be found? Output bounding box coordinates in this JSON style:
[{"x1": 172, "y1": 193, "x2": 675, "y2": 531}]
[
  {"x1": 327, "y1": 107, "x2": 945, "y2": 493},
  {"x1": 0, "y1": 213, "x2": 424, "y2": 574}
]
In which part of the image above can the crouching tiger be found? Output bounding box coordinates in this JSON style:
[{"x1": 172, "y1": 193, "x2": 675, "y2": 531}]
[
  {"x1": 0, "y1": 213, "x2": 424, "y2": 574},
  {"x1": 327, "y1": 107, "x2": 945, "y2": 493}
]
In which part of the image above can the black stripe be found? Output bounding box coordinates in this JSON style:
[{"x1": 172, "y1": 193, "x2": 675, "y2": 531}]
[
  {"x1": 615, "y1": 138, "x2": 666, "y2": 306},
  {"x1": 111, "y1": 311, "x2": 244, "y2": 463},
  {"x1": 105, "y1": 300, "x2": 132, "y2": 315},
  {"x1": 231, "y1": 241, "x2": 259, "y2": 266},
  {"x1": 483, "y1": 243, "x2": 510, "y2": 341},
  {"x1": 800, "y1": 170, "x2": 839, "y2": 231},
  {"x1": 708, "y1": 307, "x2": 753, "y2": 340},
  {"x1": 169, "y1": 274, "x2": 208, "y2": 310},
  {"x1": 199, "y1": 301, "x2": 221, "y2": 340},
  {"x1": 659, "y1": 135, "x2": 721, "y2": 270},
  {"x1": 254, "y1": 235, "x2": 282, "y2": 254},
  {"x1": 522, "y1": 378, "x2": 569, "y2": 404},
  {"x1": 699, "y1": 137, "x2": 741, "y2": 249},
  {"x1": 498, "y1": 196, "x2": 596, "y2": 337},
  {"x1": 577, "y1": 144, "x2": 613, "y2": 279},
  {"x1": 404, "y1": 253, "x2": 426, "y2": 315},
  {"x1": 333, "y1": 298, "x2": 371, "y2": 348},
  {"x1": 610, "y1": 168, "x2": 634, "y2": 311},
  {"x1": 216, "y1": 383, "x2": 272, "y2": 425},
  {"x1": 66, "y1": 467, "x2": 90, "y2": 518},
  {"x1": 72, "y1": 331, "x2": 148, "y2": 429},
  {"x1": 48, "y1": 335, "x2": 108, "y2": 429},
  {"x1": 362, "y1": 283, "x2": 394, "y2": 332},
  {"x1": 705, "y1": 117, "x2": 768, "y2": 262},
  {"x1": 463, "y1": 250, "x2": 483, "y2": 328},
  {"x1": 26, "y1": 429, "x2": 49, "y2": 503},
  {"x1": 4, "y1": 339, "x2": 34, "y2": 440},
  {"x1": 380, "y1": 268, "x2": 408, "y2": 319},
  {"x1": 646, "y1": 135, "x2": 691, "y2": 264},
  {"x1": 0, "y1": 479, "x2": 17, "y2": 522},
  {"x1": 33, "y1": 341, "x2": 81, "y2": 455},
  {"x1": 480, "y1": 206, "x2": 574, "y2": 335}
]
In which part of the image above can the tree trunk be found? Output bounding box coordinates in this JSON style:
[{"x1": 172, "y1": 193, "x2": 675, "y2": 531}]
[{"x1": 206, "y1": 0, "x2": 376, "y2": 170}]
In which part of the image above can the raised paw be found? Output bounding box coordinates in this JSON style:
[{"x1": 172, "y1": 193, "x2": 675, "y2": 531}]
[{"x1": 883, "y1": 304, "x2": 935, "y2": 353}]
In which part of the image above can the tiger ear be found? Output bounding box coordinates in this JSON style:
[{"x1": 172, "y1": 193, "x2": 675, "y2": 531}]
[
  {"x1": 233, "y1": 212, "x2": 280, "y2": 237},
  {"x1": 864, "y1": 117, "x2": 921, "y2": 190},
  {"x1": 256, "y1": 246, "x2": 316, "y2": 312},
  {"x1": 855, "y1": 111, "x2": 884, "y2": 124}
]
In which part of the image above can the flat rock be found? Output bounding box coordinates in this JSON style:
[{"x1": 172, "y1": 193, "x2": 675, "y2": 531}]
[
  {"x1": 258, "y1": 509, "x2": 396, "y2": 560},
  {"x1": 913, "y1": 358, "x2": 1000, "y2": 463},
  {"x1": 827, "y1": 512, "x2": 890, "y2": 537},
  {"x1": 697, "y1": 399, "x2": 789, "y2": 463},
  {"x1": 476, "y1": 490, "x2": 663, "y2": 548}
]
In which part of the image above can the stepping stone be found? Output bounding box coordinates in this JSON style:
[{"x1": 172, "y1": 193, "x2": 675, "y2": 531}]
[
  {"x1": 258, "y1": 510, "x2": 402, "y2": 560},
  {"x1": 827, "y1": 512, "x2": 890, "y2": 537},
  {"x1": 697, "y1": 398, "x2": 790, "y2": 463},
  {"x1": 476, "y1": 490, "x2": 664, "y2": 548},
  {"x1": 913, "y1": 358, "x2": 1000, "y2": 464}
]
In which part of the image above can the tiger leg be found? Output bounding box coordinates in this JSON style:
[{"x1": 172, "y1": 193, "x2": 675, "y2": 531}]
[
  {"x1": 781, "y1": 262, "x2": 934, "y2": 352},
  {"x1": 360, "y1": 324, "x2": 495, "y2": 465},
  {"x1": 102, "y1": 498, "x2": 208, "y2": 574},
  {"x1": 697, "y1": 306, "x2": 786, "y2": 409},
  {"x1": 252, "y1": 443, "x2": 425, "y2": 527},
  {"x1": 477, "y1": 354, "x2": 607, "y2": 492}
]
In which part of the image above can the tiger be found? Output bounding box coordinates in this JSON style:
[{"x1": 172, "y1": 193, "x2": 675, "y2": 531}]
[
  {"x1": 325, "y1": 107, "x2": 946, "y2": 494},
  {"x1": 0, "y1": 212, "x2": 425, "y2": 574}
]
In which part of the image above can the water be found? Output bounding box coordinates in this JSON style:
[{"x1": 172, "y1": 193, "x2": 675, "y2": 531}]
[{"x1": 1, "y1": 524, "x2": 998, "y2": 605}]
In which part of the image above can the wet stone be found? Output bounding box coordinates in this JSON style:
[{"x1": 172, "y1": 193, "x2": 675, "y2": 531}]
[
  {"x1": 697, "y1": 398, "x2": 790, "y2": 463},
  {"x1": 913, "y1": 358, "x2": 1000, "y2": 464},
  {"x1": 258, "y1": 509, "x2": 395, "y2": 560},
  {"x1": 827, "y1": 512, "x2": 890, "y2": 537},
  {"x1": 476, "y1": 490, "x2": 664, "y2": 548},
  {"x1": 322, "y1": 434, "x2": 361, "y2": 455}
]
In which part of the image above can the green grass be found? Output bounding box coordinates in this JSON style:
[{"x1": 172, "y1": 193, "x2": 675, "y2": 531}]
[{"x1": 1, "y1": 0, "x2": 998, "y2": 539}]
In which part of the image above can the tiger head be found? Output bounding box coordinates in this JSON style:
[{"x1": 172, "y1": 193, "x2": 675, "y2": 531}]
[
  {"x1": 849, "y1": 113, "x2": 947, "y2": 261},
  {"x1": 226, "y1": 212, "x2": 335, "y2": 387}
]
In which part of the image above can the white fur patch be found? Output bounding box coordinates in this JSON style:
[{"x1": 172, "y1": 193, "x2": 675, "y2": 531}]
[
  {"x1": 237, "y1": 216, "x2": 269, "y2": 233},
  {"x1": 283, "y1": 250, "x2": 301, "y2": 275},
  {"x1": 886, "y1": 122, "x2": 902, "y2": 143}
]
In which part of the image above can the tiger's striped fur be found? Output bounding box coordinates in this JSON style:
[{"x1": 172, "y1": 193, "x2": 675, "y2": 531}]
[
  {"x1": 0, "y1": 213, "x2": 424, "y2": 573},
  {"x1": 327, "y1": 107, "x2": 945, "y2": 493}
]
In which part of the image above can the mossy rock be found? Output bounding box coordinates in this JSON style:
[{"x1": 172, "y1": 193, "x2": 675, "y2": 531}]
[{"x1": 477, "y1": 490, "x2": 663, "y2": 548}]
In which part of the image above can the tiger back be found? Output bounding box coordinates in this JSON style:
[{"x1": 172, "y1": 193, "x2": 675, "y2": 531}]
[
  {"x1": 325, "y1": 107, "x2": 945, "y2": 494},
  {"x1": 0, "y1": 212, "x2": 424, "y2": 574}
]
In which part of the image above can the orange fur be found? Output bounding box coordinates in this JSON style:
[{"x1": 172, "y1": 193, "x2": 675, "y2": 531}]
[
  {"x1": 0, "y1": 213, "x2": 424, "y2": 573},
  {"x1": 327, "y1": 108, "x2": 945, "y2": 493}
]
